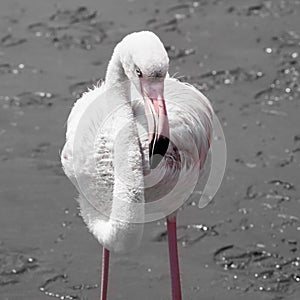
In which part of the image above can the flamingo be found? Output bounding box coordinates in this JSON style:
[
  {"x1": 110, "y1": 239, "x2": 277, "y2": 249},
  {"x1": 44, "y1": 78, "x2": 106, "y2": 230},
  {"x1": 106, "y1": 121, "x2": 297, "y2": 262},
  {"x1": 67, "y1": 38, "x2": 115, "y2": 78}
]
[{"x1": 61, "y1": 31, "x2": 213, "y2": 300}]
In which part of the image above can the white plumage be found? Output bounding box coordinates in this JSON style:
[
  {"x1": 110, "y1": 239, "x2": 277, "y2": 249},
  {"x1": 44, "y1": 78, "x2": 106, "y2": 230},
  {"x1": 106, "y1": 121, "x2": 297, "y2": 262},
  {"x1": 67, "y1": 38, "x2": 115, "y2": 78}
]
[{"x1": 61, "y1": 31, "x2": 213, "y2": 254}]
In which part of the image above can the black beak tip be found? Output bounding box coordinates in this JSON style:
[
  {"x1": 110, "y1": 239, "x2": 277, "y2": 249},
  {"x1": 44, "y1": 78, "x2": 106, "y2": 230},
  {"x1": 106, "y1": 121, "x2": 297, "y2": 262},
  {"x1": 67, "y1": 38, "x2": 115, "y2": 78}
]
[{"x1": 149, "y1": 136, "x2": 169, "y2": 169}]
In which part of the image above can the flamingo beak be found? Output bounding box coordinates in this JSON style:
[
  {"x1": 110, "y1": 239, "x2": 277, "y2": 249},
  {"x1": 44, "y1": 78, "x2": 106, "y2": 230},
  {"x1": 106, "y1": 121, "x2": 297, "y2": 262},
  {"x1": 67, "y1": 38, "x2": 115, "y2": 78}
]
[{"x1": 141, "y1": 79, "x2": 170, "y2": 169}]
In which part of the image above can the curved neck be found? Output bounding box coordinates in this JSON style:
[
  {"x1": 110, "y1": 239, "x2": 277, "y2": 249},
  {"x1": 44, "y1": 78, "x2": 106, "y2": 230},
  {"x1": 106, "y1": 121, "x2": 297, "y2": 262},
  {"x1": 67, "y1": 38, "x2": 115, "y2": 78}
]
[
  {"x1": 105, "y1": 47, "x2": 130, "y2": 100},
  {"x1": 103, "y1": 44, "x2": 145, "y2": 224}
]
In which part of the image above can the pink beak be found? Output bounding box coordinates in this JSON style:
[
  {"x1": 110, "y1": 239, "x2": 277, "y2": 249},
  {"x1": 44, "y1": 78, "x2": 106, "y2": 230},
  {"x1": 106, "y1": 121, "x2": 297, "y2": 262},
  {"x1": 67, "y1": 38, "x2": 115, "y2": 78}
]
[{"x1": 141, "y1": 79, "x2": 169, "y2": 168}]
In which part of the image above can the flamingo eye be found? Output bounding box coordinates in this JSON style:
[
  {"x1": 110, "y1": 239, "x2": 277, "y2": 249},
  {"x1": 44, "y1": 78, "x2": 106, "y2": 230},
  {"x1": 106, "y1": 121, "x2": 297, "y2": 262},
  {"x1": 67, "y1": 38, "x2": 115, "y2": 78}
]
[{"x1": 135, "y1": 68, "x2": 143, "y2": 78}]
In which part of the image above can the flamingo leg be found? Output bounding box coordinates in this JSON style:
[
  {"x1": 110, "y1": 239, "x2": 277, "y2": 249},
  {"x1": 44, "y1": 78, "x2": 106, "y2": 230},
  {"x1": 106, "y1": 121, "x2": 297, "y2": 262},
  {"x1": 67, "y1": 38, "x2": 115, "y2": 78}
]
[
  {"x1": 100, "y1": 247, "x2": 110, "y2": 300},
  {"x1": 167, "y1": 214, "x2": 182, "y2": 300}
]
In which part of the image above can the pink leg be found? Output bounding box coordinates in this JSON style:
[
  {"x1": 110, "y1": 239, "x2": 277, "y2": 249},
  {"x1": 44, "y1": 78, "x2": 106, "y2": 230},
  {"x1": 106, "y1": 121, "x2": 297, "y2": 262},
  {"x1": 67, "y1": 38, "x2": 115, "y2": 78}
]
[
  {"x1": 167, "y1": 214, "x2": 182, "y2": 300},
  {"x1": 100, "y1": 248, "x2": 110, "y2": 300}
]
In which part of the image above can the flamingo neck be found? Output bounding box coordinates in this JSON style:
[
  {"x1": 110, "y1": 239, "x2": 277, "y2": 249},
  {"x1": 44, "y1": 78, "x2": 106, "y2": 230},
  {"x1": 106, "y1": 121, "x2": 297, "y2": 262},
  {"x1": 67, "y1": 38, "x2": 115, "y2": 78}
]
[
  {"x1": 105, "y1": 48, "x2": 130, "y2": 101},
  {"x1": 100, "y1": 44, "x2": 146, "y2": 229}
]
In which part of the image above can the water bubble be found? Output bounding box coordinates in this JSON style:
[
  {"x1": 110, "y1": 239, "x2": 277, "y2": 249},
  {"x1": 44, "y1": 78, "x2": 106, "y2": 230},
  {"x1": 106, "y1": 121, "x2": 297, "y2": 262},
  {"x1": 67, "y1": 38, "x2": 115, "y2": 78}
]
[
  {"x1": 264, "y1": 47, "x2": 273, "y2": 54},
  {"x1": 27, "y1": 257, "x2": 35, "y2": 263},
  {"x1": 61, "y1": 221, "x2": 68, "y2": 227},
  {"x1": 294, "y1": 275, "x2": 300, "y2": 282},
  {"x1": 174, "y1": 14, "x2": 186, "y2": 20},
  {"x1": 238, "y1": 208, "x2": 248, "y2": 214},
  {"x1": 245, "y1": 162, "x2": 256, "y2": 168}
]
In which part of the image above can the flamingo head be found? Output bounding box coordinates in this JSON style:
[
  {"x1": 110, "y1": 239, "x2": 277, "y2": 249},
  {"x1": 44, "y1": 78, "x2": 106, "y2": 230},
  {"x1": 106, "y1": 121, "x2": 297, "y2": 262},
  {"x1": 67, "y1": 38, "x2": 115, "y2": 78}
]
[{"x1": 119, "y1": 31, "x2": 170, "y2": 168}]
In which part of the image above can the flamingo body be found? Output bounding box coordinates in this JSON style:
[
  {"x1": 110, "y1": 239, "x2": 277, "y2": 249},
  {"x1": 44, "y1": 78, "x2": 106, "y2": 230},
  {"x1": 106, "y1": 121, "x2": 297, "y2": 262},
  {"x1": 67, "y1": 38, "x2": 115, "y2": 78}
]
[{"x1": 61, "y1": 76, "x2": 212, "y2": 252}]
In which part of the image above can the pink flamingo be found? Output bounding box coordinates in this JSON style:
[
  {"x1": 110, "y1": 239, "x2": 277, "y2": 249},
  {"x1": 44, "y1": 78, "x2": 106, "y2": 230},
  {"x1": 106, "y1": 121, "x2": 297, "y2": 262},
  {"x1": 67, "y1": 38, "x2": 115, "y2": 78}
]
[{"x1": 61, "y1": 31, "x2": 213, "y2": 300}]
